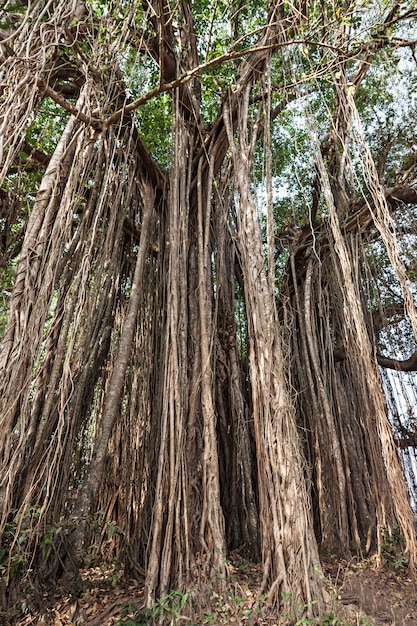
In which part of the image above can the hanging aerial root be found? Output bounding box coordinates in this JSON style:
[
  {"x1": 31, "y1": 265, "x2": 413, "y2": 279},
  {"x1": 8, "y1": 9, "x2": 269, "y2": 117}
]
[{"x1": 305, "y1": 103, "x2": 417, "y2": 572}]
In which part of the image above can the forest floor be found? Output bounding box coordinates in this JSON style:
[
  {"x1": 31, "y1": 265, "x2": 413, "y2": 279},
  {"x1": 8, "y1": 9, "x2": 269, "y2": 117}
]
[{"x1": 3, "y1": 555, "x2": 417, "y2": 626}]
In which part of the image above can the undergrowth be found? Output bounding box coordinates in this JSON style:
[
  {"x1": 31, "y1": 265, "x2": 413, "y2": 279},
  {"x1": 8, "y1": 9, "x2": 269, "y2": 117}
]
[{"x1": 116, "y1": 586, "x2": 372, "y2": 626}]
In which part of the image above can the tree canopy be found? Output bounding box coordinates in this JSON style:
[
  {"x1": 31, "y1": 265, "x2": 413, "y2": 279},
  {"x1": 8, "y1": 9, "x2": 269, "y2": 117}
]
[{"x1": 1, "y1": 0, "x2": 417, "y2": 621}]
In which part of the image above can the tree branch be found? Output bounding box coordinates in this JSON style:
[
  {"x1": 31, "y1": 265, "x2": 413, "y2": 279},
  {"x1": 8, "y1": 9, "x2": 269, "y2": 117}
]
[
  {"x1": 334, "y1": 345, "x2": 417, "y2": 372},
  {"x1": 343, "y1": 186, "x2": 417, "y2": 234},
  {"x1": 377, "y1": 351, "x2": 417, "y2": 372},
  {"x1": 102, "y1": 37, "x2": 347, "y2": 128},
  {"x1": 36, "y1": 78, "x2": 101, "y2": 129},
  {"x1": 21, "y1": 141, "x2": 51, "y2": 167}
]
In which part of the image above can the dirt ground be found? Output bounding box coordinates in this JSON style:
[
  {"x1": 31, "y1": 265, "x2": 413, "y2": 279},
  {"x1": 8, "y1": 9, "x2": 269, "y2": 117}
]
[
  {"x1": 3, "y1": 556, "x2": 417, "y2": 625},
  {"x1": 323, "y1": 558, "x2": 417, "y2": 625}
]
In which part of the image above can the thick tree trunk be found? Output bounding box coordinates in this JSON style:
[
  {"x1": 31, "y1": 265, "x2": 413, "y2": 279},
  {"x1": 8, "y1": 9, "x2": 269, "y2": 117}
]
[
  {"x1": 144, "y1": 114, "x2": 229, "y2": 605},
  {"x1": 224, "y1": 93, "x2": 325, "y2": 613},
  {"x1": 2, "y1": 0, "x2": 417, "y2": 617},
  {"x1": 286, "y1": 126, "x2": 417, "y2": 567}
]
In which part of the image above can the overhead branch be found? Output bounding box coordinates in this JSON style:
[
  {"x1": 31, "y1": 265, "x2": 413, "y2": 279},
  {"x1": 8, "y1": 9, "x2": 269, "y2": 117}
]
[
  {"x1": 36, "y1": 78, "x2": 101, "y2": 129},
  {"x1": 343, "y1": 186, "x2": 417, "y2": 234},
  {"x1": 377, "y1": 351, "x2": 417, "y2": 372},
  {"x1": 21, "y1": 141, "x2": 51, "y2": 167},
  {"x1": 395, "y1": 432, "x2": 417, "y2": 450},
  {"x1": 102, "y1": 37, "x2": 347, "y2": 128},
  {"x1": 292, "y1": 185, "x2": 417, "y2": 252},
  {"x1": 36, "y1": 69, "x2": 166, "y2": 190},
  {"x1": 279, "y1": 184, "x2": 417, "y2": 309},
  {"x1": 334, "y1": 344, "x2": 417, "y2": 372}
]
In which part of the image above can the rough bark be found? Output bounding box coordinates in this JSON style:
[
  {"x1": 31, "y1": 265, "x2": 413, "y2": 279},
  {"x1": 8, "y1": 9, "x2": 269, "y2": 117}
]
[{"x1": 224, "y1": 91, "x2": 325, "y2": 612}]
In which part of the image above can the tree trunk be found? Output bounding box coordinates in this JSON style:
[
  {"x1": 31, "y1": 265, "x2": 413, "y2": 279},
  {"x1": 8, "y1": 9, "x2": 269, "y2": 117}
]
[{"x1": 224, "y1": 91, "x2": 324, "y2": 613}]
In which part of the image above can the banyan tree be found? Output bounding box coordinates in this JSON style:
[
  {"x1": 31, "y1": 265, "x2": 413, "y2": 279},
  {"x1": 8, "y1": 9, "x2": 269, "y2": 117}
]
[{"x1": 1, "y1": 0, "x2": 417, "y2": 619}]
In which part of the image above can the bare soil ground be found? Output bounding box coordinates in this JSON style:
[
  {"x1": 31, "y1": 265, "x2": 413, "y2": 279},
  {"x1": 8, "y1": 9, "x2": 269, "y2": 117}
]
[
  {"x1": 2, "y1": 557, "x2": 416, "y2": 625},
  {"x1": 323, "y1": 558, "x2": 417, "y2": 626}
]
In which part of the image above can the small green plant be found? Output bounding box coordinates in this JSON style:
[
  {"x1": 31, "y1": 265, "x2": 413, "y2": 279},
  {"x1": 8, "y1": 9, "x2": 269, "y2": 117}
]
[
  {"x1": 0, "y1": 505, "x2": 46, "y2": 584},
  {"x1": 119, "y1": 602, "x2": 141, "y2": 618},
  {"x1": 117, "y1": 607, "x2": 152, "y2": 625},
  {"x1": 281, "y1": 590, "x2": 317, "y2": 625},
  {"x1": 118, "y1": 589, "x2": 194, "y2": 625},
  {"x1": 100, "y1": 559, "x2": 124, "y2": 587},
  {"x1": 231, "y1": 554, "x2": 252, "y2": 576},
  {"x1": 392, "y1": 553, "x2": 406, "y2": 570},
  {"x1": 152, "y1": 589, "x2": 191, "y2": 624},
  {"x1": 319, "y1": 612, "x2": 343, "y2": 625},
  {"x1": 380, "y1": 525, "x2": 407, "y2": 570},
  {"x1": 294, "y1": 617, "x2": 314, "y2": 626},
  {"x1": 232, "y1": 594, "x2": 244, "y2": 606}
]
